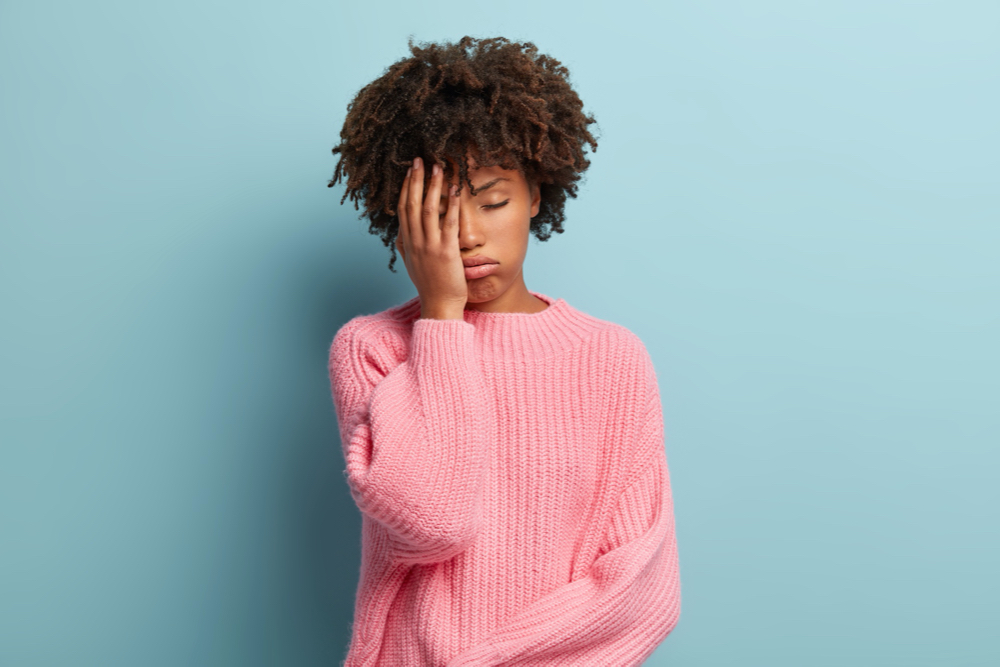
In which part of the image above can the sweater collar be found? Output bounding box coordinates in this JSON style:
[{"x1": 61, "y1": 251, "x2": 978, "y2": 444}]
[{"x1": 396, "y1": 291, "x2": 606, "y2": 361}]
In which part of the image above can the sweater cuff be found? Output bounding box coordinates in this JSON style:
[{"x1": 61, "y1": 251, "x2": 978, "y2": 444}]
[{"x1": 410, "y1": 317, "x2": 476, "y2": 368}]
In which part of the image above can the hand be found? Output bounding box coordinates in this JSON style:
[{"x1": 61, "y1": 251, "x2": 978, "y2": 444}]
[{"x1": 395, "y1": 157, "x2": 467, "y2": 319}]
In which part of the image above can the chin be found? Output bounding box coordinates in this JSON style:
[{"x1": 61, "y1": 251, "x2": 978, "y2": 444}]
[{"x1": 466, "y1": 278, "x2": 503, "y2": 303}]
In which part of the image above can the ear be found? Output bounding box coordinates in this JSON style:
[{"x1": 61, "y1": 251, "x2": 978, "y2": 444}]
[{"x1": 529, "y1": 180, "x2": 541, "y2": 219}]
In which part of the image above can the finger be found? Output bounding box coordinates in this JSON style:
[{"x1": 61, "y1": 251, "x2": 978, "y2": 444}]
[
  {"x1": 396, "y1": 236, "x2": 406, "y2": 264},
  {"x1": 397, "y1": 165, "x2": 411, "y2": 255},
  {"x1": 407, "y1": 157, "x2": 425, "y2": 247},
  {"x1": 441, "y1": 182, "x2": 460, "y2": 244},
  {"x1": 423, "y1": 162, "x2": 444, "y2": 246}
]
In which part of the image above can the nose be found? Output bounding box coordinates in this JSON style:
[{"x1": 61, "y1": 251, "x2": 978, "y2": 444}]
[{"x1": 453, "y1": 190, "x2": 485, "y2": 251}]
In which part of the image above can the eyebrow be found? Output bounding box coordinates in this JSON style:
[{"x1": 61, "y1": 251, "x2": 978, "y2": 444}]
[
  {"x1": 470, "y1": 177, "x2": 511, "y2": 195},
  {"x1": 438, "y1": 176, "x2": 513, "y2": 198}
]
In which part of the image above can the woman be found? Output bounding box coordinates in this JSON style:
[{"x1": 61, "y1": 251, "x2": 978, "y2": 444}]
[{"x1": 328, "y1": 35, "x2": 681, "y2": 666}]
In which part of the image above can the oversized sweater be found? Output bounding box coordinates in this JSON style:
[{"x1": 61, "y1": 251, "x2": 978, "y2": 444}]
[{"x1": 328, "y1": 290, "x2": 681, "y2": 666}]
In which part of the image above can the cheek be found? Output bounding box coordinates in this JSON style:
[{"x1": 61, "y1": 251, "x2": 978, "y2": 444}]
[
  {"x1": 501, "y1": 199, "x2": 533, "y2": 224},
  {"x1": 494, "y1": 207, "x2": 531, "y2": 238},
  {"x1": 495, "y1": 211, "x2": 531, "y2": 255}
]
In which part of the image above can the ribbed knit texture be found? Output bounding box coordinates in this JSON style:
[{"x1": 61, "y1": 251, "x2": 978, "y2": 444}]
[{"x1": 328, "y1": 291, "x2": 681, "y2": 666}]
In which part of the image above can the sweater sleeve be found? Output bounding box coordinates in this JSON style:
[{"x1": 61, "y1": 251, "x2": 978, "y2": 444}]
[
  {"x1": 329, "y1": 316, "x2": 493, "y2": 566},
  {"x1": 445, "y1": 381, "x2": 681, "y2": 667}
]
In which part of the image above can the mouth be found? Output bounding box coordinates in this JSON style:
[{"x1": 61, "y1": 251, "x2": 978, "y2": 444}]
[
  {"x1": 463, "y1": 263, "x2": 500, "y2": 279},
  {"x1": 462, "y1": 255, "x2": 500, "y2": 267}
]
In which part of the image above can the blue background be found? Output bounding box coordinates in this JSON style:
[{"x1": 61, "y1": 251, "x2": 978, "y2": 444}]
[{"x1": 1, "y1": 1, "x2": 997, "y2": 665}]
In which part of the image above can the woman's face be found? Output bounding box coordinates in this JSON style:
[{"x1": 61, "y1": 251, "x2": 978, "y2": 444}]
[{"x1": 436, "y1": 153, "x2": 541, "y2": 304}]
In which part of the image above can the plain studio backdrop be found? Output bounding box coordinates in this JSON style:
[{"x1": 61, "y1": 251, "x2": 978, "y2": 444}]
[{"x1": 1, "y1": 1, "x2": 997, "y2": 665}]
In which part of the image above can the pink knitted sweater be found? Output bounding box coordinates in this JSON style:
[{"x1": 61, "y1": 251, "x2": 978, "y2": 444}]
[{"x1": 328, "y1": 291, "x2": 681, "y2": 666}]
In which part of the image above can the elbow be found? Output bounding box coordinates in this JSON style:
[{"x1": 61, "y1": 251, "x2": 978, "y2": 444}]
[
  {"x1": 389, "y1": 518, "x2": 480, "y2": 565},
  {"x1": 648, "y1": 552, "x2": 682, "y2": 641},
  {"x1": 383, "y1": 497, "x2": 485, "y2": 565},
  {"x1": 659, "y1": 574, "x2": 682, "y2": 639},
  {"x1": 663, "y1": 600, "x2": 681, "y2": 637}
]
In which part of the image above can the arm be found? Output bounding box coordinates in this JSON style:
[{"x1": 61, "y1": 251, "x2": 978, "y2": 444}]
[
  {"x1": 447, "y1": 382, "x2": 681, "y2": 666},
  {"x1": 329, "y1": 315, "x2": 493, "y2": 566}
]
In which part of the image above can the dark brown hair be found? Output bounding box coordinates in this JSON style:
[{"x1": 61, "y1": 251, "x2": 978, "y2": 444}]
[{"x1": 328, "y1": 35, "x2": 599, "y2": 272}]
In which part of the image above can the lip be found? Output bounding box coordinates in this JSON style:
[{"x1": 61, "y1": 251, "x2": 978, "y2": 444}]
[
  {"x1": 462, "y1": 255, "x2": 499, "y2": 267},
  {"x1": 464, "y1": 263, "x2": 499, "y2": 280}
]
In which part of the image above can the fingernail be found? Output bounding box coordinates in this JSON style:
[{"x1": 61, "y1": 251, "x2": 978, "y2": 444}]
[
  {"x1": 406, "y1": 166, "x2": 412, "y2": 176},
  {"x1": 432, "y1": 163, "x2": 441, "y2": 176},
  {"x1": 414, "y1": 157, "x2": 422, "y2": 169}
]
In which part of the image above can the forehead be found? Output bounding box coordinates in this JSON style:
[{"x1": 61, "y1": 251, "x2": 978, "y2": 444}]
[{"x1": 448, "y1": 153, "x2": 523, "y2": 183}]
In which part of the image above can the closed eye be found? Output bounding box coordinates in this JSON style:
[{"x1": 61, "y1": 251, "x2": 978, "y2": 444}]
[{"x1": 484, "y1": 200, "x2": 510, "y2": 210}]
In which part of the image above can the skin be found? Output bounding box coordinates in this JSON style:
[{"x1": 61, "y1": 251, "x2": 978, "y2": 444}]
[{"x1": 395, "y1": 152, "x2": 549, "y2": 320}]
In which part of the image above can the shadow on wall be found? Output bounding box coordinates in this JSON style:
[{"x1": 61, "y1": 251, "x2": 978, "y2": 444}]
[{"x1": 281, "y1": 209, "x2": 405, "y2": 659}]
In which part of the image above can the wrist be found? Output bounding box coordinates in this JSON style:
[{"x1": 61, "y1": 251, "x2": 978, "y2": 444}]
[{"x1": 420, "y1": 305, "x2": 465, "y2": 320}]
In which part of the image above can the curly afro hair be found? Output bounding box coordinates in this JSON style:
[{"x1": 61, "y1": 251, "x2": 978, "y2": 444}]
[{"x1": 327, "y1": 35, "x2": 600, "y2": 273}]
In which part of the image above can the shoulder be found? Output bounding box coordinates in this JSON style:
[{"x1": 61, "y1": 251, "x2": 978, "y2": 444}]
[
  {"x1": 560, "y1": 300, "x2": 651, "y2": 356},
  {"x1": 580, "y1": 314, "x2": 658, "y2": 383},
  {"x1": 554, "y1": 302, "x2": 660, "y2": 409},
  {"x1": 329, "y1": 296, "x2": 421, "y2": 379},
  {"x1": 570, "y1": 315, "x2": 663, "y2": 486},
  {"x1": 572, "y1": 309, "x2": 662, "y2": 427}
]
